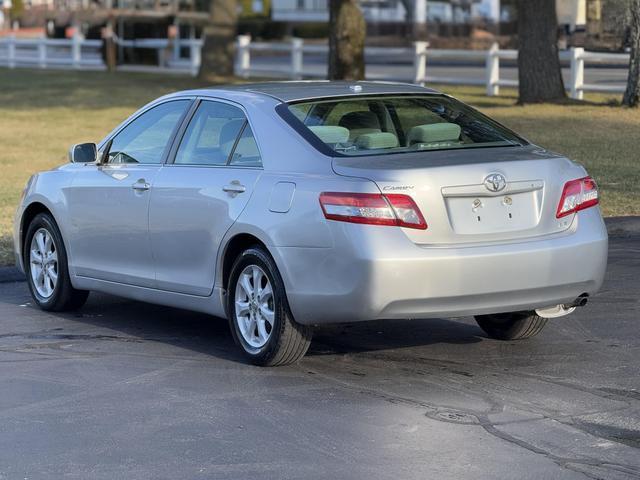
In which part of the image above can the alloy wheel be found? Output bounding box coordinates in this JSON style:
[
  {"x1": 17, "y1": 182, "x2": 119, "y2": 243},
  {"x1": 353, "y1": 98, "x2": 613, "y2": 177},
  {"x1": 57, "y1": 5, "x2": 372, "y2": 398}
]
[
  {"x1": 234, "y1": 265, "x2": 275, "y2": 349},
  {"x1": 29, "y1": 227, "x2": 58, "y2": 298}
]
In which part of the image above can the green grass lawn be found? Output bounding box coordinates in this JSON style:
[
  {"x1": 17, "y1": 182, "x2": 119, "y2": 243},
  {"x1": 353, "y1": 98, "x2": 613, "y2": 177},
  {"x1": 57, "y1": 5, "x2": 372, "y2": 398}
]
[{"x1": 1, "y1": 69, "x2": 639, "y2": 266}]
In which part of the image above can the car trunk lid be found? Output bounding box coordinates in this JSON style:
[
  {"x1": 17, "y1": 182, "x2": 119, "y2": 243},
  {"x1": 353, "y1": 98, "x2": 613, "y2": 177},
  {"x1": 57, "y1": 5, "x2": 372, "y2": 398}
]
[{"x1": 331, "y1": 146, "x2": 580, "y2": 245}]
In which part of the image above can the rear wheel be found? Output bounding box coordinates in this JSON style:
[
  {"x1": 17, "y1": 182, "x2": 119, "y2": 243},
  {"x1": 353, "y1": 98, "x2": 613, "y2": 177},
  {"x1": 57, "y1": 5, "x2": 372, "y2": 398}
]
[
  {"x1": 475, "y1": 311, "x2": 548, "y2": 340},
  {"x1": 227, "y1": 246, "x2": 312, "y2": 366},
  {"x1": 24, "y1": 213, "x2": 89, "y2": 312}
]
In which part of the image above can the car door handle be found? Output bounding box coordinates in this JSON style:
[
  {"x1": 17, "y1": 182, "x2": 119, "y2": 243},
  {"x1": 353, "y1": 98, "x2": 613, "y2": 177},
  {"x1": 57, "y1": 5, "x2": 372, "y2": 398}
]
[
  {"x1": 222, "y1": 182, "x2": 246, "y2": 194},
  {"x1": 132, "y1": 179, "x2": 151, "y2": 191}
]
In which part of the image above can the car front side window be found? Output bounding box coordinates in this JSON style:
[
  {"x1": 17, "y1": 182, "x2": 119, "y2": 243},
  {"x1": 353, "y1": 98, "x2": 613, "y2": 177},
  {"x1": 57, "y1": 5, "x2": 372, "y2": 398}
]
[{"x1": 106, "y1": 100, "x2": 190, "y2": 165}]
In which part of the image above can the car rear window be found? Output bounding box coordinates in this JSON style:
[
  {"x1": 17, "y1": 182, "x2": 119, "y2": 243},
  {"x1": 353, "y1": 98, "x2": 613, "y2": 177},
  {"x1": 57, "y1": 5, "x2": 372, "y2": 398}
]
[{"x1": 285, "y1": 95, "x2": 526, "y2": 156}]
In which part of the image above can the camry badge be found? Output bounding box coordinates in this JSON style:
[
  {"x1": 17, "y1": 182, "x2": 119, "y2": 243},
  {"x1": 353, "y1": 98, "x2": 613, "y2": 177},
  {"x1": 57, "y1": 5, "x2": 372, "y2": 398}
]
[{"x1": 483, "y1": 173, "x2": 507, "y2": 192}]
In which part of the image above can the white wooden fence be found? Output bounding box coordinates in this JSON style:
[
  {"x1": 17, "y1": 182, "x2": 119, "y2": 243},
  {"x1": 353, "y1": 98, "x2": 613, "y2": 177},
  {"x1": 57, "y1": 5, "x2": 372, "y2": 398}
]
[
  {"x1": 481, "y1": 44, "x2": 630, "y2": 99},
  {"x1": 0, "y1": 34, "x2": 203, "y2": 74},
  {"x1": 0, "y1": 32, "x2": 631, "y2": 100},
  {"x1": 0, "y1": 34, "x2": 103, "y2": 69},
  {"x1": 237, "y1": 35, "x2": 631, "y2": 100}
]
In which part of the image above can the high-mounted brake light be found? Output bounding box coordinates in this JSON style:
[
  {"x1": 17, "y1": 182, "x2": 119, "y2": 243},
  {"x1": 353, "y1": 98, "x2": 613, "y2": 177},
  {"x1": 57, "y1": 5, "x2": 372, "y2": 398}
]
[
  {"x1": 319, "y1": 192, "x2": 427, "y2": 230},
  {"x1": 556, "y1": 176, "x2": 599, "y2": 218}
]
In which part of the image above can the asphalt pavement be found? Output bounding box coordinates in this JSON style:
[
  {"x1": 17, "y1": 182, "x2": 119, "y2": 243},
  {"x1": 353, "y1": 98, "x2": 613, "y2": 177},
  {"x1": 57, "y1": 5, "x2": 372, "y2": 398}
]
[{"x1": 0, "y1": 219, "x2": 638, "y2": 479}]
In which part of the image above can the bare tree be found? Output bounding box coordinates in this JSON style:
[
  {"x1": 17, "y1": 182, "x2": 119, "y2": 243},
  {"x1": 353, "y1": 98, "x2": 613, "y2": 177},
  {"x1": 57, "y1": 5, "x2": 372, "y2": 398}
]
[
  {"x1": 328, "y1": 0, "x2": 366, "y2": 80},
  {"x1": 199, "y1": 0, "x2": 237, "y2": 80},
  {"x1": 516, "y1": 0, "x2": 566, "y2": 103},
  {"x1": 622, "y1": 0, "x2": 640, "y2": 107}
]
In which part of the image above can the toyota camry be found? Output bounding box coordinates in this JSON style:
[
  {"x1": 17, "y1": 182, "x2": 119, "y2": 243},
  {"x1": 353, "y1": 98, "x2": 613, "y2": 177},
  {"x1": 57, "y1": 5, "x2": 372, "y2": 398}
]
[{"x1": 13, "y1": 81, "x2": 608, "y2": 366}]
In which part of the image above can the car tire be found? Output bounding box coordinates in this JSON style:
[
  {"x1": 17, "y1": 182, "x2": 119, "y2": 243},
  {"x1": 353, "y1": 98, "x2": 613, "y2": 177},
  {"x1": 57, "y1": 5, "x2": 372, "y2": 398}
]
[
  {"x1": 475, "y1": 311, "x2": 548, "y2": 340},
  {"x1": 227, "y1": 246, "x2": 312, "y2": 366},
  {"x1": 24, "y1": 213, "x2": 89, "y2": 312}
]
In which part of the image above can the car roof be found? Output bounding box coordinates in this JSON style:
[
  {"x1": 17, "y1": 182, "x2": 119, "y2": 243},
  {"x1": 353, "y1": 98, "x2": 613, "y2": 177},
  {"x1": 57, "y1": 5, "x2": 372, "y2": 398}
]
[{"x1": 207, "y1": 81, "x2": 441, "y2": 103}]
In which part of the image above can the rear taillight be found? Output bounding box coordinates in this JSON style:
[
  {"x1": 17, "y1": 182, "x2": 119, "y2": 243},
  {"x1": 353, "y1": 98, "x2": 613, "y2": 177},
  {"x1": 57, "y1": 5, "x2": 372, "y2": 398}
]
[
  {"x1": 319, "y1": 192, "x2": 427, "y2": 230},
  {"x1": 556, "y1": 176, "x2": 599, "y2": 218}
]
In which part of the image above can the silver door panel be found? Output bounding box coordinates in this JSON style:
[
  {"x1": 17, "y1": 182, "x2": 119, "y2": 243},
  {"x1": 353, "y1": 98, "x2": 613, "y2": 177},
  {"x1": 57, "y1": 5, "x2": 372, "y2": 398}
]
[
  {"x1": 67, "y1": 164, "x2": 160, "y2": 287},
  {"x1": 149, "y1": 166, "x2": 261, "y2": 296}
]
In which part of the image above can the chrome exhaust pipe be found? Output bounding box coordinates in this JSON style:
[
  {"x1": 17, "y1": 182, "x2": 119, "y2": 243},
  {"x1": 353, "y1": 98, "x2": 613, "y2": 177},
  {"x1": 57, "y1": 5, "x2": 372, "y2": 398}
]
[
  {"x1": 563, "y1": 294, "x2": 589, "y2": 310},
  {"x1": 536, "y1": 294, "x2": 589, "y2": 318}
]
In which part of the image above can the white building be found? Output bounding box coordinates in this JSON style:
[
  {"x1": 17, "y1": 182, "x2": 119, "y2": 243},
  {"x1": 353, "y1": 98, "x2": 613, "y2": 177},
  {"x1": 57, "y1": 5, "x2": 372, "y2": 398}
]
[
  {"x1": 25, "y1": 0, "x2": 56, "y2": 6},
  {"x1": 0, "y1": 0, "x2": 57, "y2": 10},
  {"x1": 557, "y1": 0, "x2": 586, "y2": 31},
  {"x1": 271, "y1": 0, "x2": 502, "y2": 24}
]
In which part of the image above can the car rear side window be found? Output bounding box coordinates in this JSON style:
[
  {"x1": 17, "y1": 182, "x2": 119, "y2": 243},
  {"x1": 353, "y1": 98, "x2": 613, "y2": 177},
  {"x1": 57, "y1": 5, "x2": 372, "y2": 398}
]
[
  {"x1": 174, "y1": 100, "x2": 262, "y2": 168},
  {"x1": 286, "y1": 95, "x2": 525, "y2": 157},
  {"x1": 106, "y1": 100, "x2": 190, "y2": 165},
  {"x1": 228, "y1": 124, "x2": 262, "y2": 168}
]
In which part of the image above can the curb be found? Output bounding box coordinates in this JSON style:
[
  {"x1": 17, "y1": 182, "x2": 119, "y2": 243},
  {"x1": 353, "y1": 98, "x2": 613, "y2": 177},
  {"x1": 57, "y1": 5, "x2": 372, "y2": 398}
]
[
  {"x1": 605, "y1": 216, "x2": 640, "y2": 238},
  {"x1": 0, "y1": 216, "x2": 638, "y2": 284},
  {"x1": 0, "y1": 266, "x2": 25, "y2": 283}
]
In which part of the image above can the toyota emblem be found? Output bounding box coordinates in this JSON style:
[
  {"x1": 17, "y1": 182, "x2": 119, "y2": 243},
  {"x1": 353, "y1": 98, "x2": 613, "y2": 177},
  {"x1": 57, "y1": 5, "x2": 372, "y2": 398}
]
[{"x1": 483, "y1": 173, "x2": 507, "y2": 192}]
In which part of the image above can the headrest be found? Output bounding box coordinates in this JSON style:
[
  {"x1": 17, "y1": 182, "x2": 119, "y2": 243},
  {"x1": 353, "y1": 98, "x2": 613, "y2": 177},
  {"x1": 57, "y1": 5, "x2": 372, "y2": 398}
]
[
  {"x1": 338, "y1": 111, "x2": 381, "y2": 130},
  {"x1": 407, "y1": 123, "x2": 461, "y2": 145},
  {"x1": 308, "y1": 125, "x2": 350, "y2": 144},
  {"x1": 355, "y1": 132, "x2": 399, "y2": 150},
  {"x1": 219, "y1": 119, "x2": 246, "y2": 146}
]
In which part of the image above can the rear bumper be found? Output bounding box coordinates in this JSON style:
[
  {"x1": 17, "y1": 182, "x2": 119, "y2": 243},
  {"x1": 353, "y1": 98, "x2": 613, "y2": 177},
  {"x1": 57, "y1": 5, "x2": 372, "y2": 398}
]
[{"x1": 273, "y1": 209, "x2": 608, "y2": 325}]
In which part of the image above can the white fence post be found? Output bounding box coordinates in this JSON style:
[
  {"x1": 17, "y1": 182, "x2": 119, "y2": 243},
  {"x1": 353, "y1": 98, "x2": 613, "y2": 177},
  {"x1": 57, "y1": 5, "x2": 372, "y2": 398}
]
[
  {"x1": 485, "y1": 42, "x2": 500, "y2": 96},
  {"x1": 413, "y1": 41, "x2": 428, "y2": 85},
  {"x1": 8, "y1": 35, "x2": 15, "y2": 69},
  {"x1": 71, "y1": 32, "x2": 82, "y2": 69},
  {"x1": 570, "y1": 47, "x2": 585, "y2": 100},
  {"x1": 189, "y1": 40, "x2": 201, "y2": 76},
  {"x1": 236, "y1": 35, "x2": 251, "y2": 78},
  {"x1": 38, "y1": 35, "x2": 47, "y2": 69},
  {"x1": 291, "y1": 37, "x2": 303, "y2": 80}
]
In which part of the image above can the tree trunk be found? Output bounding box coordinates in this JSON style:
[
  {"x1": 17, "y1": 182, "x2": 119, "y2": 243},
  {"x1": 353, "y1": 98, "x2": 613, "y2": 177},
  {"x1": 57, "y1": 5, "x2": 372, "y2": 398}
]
[
  {"x1": 328, "y1": 0, "x2": 366, "y2": 81},
  {"x1": 198, "y1": 0, "x2": 237, "y2": 80},
  {"x1": 104, "y1": 36, "x2": 117, "y2": 72},
  {"x1": 622, "y1": 0, "x2": 640, "y2": 107},
  {"x1": 411, "y1": 0, "x2": 428, "y2": 40},
  {"x1": 516, "y1": 0, "x2": 566, "y2": 103},
  {"x1": 103, "y1": 19, "x2": 117, "y2": 73}
]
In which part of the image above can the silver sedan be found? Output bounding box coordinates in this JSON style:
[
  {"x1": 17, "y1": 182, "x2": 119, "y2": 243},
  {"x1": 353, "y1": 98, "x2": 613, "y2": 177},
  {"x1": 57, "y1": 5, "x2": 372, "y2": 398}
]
[{"x1": 13, "y1": 81, "x2": 608, "y2": 366}]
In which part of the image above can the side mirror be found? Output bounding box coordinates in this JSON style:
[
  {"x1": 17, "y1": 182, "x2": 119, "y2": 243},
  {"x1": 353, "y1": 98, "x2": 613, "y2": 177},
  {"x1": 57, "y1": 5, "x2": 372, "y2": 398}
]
[{"x1": 69, "y1": 143, "x2": 97, "y2": 163}]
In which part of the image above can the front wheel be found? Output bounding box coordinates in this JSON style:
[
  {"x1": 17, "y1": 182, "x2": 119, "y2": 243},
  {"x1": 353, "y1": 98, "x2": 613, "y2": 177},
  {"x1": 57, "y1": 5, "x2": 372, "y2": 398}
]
[
  {"x1": 227, "y1": 246, "x2": 312, "y2": 366},
  {"x1": 24, "y1": 213, "x2": 89, "y2": 312},
  {"x1": 475, "y1": 311, "x2": 548, "y2": 340}
]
